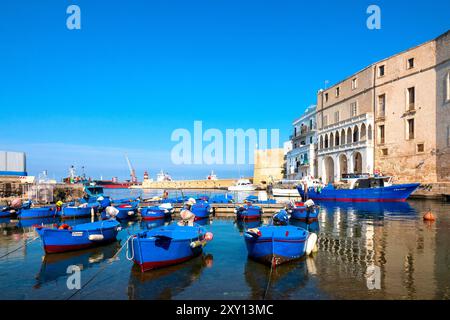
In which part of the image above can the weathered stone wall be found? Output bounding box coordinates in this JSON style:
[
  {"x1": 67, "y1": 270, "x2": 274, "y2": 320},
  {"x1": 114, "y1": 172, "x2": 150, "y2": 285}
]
[
  {"x1": 253, "y1": 148, "x2": 285, "y2": 185},
  {"x1": 374, "y1": 34, "x2": 445, "y2": 183},
  {"x1": 435, "y1": 32, "x2": 450, "y2": 182}
]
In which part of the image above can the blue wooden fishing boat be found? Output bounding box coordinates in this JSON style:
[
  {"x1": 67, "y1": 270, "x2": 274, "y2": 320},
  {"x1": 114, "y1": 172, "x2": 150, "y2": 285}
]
[
  {"x1": 191, "y1": 202, "x2": 213, "y2": 220},
  {"x1": 102, "y1": 203, "x2": 138, "y2": 220},
  {"x1": 245, "y1": 195, "x2": 276, "y2": 204},
  {"x1": 209, "y1": 194, "x2": 233, "y2": 204},
  {"x1": 18, "y1": 206, "x2": 57, "y2": 219},
  {"x1": 286, "y1": 202, "x2": 319, "y2": 220},
  {"x1": 83, "y1": 185, "x2": 108, "y2": 203},
  {"x1": 297, "y1": 176, "x2": 419, "y2": 202},
  {"x1": 127, "y1": 224, "x2": 213, "y2": 272},
  {"x1": 140, "y1": 204, "x2": 174, "y2": 221},
  {"x1": 35, "y1": 220, "x2": 121, "y2": 254},
  {"x1": 244, "y1": 225, "x2": 317, "y2": 266},
  {"x1": 61, "y1": 206, "x2": 92, "y2": 219},
  {"x1": 235, "y1": 204, "x2": 262, "y2": 221}
]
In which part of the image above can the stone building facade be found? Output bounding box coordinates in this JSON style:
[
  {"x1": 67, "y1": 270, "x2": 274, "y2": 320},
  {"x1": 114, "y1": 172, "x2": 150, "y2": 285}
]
[{"x1": 316, "y1": 30, "x2": 450, "y2": 184}]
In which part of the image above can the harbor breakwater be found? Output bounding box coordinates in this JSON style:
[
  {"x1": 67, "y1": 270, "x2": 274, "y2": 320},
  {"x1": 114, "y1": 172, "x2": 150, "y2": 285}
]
[{"x1": 130, "y1": 178, "x2": 253, "y2": 190}]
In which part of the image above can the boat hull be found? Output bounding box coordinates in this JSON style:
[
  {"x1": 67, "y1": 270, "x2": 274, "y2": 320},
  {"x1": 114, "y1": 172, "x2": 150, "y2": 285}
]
[
  {"x1": 289, "y1": 207, "x2": 319, "y2": 220},
  {"x1": 236, "y1": 206, "x2": 262, "y2": 221},
  {"x1": 130, "y1": 225, "x2": 206, "y2": 272},
  {"x1": 61, "y1": 206, "x2": 92, "y2": 219},
  {"x1": 297, "y1": 183, "x2": 420, "y2": 202},
  {"x1": 140, "y1": 206, "x2": 170, "y2": 221},
  {"x1": 192, "y1": 203, "x2": 212, "y2": 220},
  {"x1": 272, "y1": 188, "x2": 300, "y2": 197},
  {"x1": 36, "y1": 220, "x2": 120, "y2": 254},
  {"x1": 244, "y1": 226, "x2": 308, "y2": 266},
  {"x1": 18, "y1": 207, "x2": 57, "y2": 219}
]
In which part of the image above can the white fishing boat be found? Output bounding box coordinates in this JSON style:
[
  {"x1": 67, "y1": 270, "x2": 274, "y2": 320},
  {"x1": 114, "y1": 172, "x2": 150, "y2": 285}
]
[
  {"x1": 206, "y1": 170, "x2": 218, "y2": 180},
  {"x1": 156, "y1": 170, "x2": 172, "y2": 182},
  {"x1": 228, "y1": 179, "x2": 256, "y2": 191},
  {"x1": 271, "y1": 188, "x2": 300, "y2": 197},
  {"x1": 269, "y1": 180, "x2": 301, "y2": 197}
]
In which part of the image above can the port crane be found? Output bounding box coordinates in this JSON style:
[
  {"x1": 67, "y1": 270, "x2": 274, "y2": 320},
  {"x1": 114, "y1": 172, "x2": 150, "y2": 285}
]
[{"x1": 125, "y1": 154, "x2": 138, "y2": 183}]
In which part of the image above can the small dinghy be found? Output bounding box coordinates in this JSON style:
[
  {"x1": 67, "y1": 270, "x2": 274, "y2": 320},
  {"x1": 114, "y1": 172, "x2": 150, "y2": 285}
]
[
  {"x1": 35, "y1": 220, "x2": 121, "y2": 254},
  {"x1": 127, "y1": 224, "x2": 213, "y2": 272},
  {"x1": 140, "y1": 203, "x2": 174, "y2": 221},
  {"x1": 191, "y1": 202, "x2": 213, "y2": 220},
  {"x1": 244, "y1": 225, "x2": 317, "y2": 266},
  {"x1": 61, "y1": 205, "x2": 93, "y2": 219},
  {"x1": 286, "y1": 199, "x2": 319, "y2": 221},
  {"x1": 235, "y1": 204, "x2": 262, "y2": 221},
  {"x1": 18, "y1": 206, "x2": 57, "y2": 220},
  {"x1": 102, "y1": 203, "x2": 138, "y2": 220}
]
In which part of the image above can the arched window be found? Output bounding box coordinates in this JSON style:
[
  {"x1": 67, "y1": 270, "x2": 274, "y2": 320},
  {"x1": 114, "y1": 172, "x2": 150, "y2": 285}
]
[
  {"x1": 330, "y1": 133, "x2": 334, "y2": 148},
  {"x1": 347, "y1": 127, "x2": 352, "y2": 144},
  {"x1": 319, "y1": 136, "x2": 324, "y2": 149},
  {"x1": 341, "y1": 129, "x2": 346, "y2": 145},
  {"x1": 353, "y1": 125, "x2": 359, "y2": 142},
  {"x1": 325, "y1": 134, "x2": 329, "y2": 148},
  {"x1": 335, "y1": 131, "x2": 340, "y2": 146},
  {"x1": 360, "y1": 123, "x2": 367, "y2": 141}
]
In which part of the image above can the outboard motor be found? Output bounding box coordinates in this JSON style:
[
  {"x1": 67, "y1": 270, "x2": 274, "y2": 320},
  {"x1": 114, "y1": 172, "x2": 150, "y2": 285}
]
[
  {"x1": 105, "y1": 206, "x2": 119, "y2": 219},
  {"x1": 304, "y1": 199, "x2": 315, "y2": 220},
  {"x1": 273, "y1": 210, "x2": 289, "y2": 226}
]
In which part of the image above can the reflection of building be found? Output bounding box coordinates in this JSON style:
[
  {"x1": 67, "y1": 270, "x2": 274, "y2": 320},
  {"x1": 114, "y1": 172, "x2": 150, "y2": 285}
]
[
  {"x1": 286, "y1": 105, "x2": 317, "y2": 179},
  {"x1": 315, "y1": 30, "x2": 450, "y2": 183},
  {"x1": 315, "y1": 202, "x2": 442, "y2": 299}
]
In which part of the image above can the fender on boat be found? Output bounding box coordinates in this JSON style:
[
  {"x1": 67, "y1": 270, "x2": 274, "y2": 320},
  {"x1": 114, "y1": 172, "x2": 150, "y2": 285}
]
[
  {"x1": 305, "y1": 232, "x2": 318, "y2": 255},
  {"x1": 88, "y1": 234, "x2": 105, "y2": 241}
]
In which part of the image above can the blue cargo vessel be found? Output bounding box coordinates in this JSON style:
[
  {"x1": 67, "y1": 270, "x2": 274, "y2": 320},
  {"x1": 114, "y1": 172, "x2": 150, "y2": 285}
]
[{"x1": 297, "y1": 176, "x2": 419, "y2": 202}]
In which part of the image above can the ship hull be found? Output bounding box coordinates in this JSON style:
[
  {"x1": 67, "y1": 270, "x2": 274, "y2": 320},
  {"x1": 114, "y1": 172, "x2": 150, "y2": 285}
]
[{"x1": 297, "y1": 183, "x2": 420, "y2": 202}]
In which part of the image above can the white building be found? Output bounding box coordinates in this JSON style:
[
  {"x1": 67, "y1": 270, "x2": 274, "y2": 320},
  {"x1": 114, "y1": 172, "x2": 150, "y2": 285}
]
[
  {"x1": 317, "y1": 112, "x2": 375, "y2": 184},
  {"x1": 286, "y1": 105, "x2": 317, "y2": 179}
]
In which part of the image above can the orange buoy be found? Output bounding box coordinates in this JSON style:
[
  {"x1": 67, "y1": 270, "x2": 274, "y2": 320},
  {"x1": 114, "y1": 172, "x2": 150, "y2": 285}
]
[{"x1": 423, "y1": 211, "x2": 436, "y2": 221}]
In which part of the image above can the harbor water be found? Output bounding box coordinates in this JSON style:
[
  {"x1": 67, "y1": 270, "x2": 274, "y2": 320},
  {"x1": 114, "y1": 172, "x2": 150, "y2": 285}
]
[{"x1": 0, "y1": 189, "x2": 448, "y2": 300}]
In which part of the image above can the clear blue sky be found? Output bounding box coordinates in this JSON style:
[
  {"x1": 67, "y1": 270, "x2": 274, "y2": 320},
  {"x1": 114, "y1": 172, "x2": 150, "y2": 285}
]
[{"x1": 0, "y1": 0, "x2": 449, "y2": 180}]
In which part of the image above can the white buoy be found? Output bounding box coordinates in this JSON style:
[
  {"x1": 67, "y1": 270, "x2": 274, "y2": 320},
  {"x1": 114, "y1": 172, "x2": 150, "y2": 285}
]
[{"x1": 305, "y1": 233, "x2": 318, "y2": 255}]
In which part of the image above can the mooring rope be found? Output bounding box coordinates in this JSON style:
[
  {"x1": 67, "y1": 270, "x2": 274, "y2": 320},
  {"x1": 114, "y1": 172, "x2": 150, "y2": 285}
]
[
  {"x1": 66, "y1": 235, "x2": 132, "y2": 300},
  {"x1": 262, "y1": 231, "x2": 275, "y2": 300},
  {"x1": 0, "y1": 235, "x2": 39, "y2": 260}
]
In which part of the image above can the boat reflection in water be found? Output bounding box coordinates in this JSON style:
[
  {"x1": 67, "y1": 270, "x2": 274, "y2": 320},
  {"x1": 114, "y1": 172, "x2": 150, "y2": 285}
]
[
  {"x1": 244, "y1": 256, "x2": 319, "y2": 300},
  {"x1": 234, "y1": 219, "x2": 262, "y2": 234},
  {"x1": 289, "y1": 219, "x2": 320, "y2": 233},
  {"x1": 127, "y1": 254, "x2": 213, "y2": 300},
  {"x1": 34, "y1": 242, "x2": 121, "y2": 288},
  {"x1": 317, "y1": 201, "x2": 417, "y2": 220},
  {"x1": 140, "y1": 217, "x2": 173, "y2": 230}
]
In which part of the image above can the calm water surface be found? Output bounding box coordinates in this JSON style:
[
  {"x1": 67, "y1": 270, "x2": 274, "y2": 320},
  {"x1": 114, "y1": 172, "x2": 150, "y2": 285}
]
[{"x1": 0, "y1": 189, "x2": 448, "y2": 300}]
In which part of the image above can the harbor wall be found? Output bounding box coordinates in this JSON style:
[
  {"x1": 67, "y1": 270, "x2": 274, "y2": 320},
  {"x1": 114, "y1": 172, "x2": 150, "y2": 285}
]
[{"x1": 131, "y1": 178, "x2": 251, "y2": 190}]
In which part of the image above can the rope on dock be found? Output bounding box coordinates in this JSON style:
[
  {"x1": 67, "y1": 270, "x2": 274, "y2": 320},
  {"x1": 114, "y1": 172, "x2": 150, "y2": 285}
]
[
  {"x1": 0, "y1": 235, "x2": 39, "y2": 260},
  {"x1": 66, "y1": 235, "x2": 132, "y2": 300}
]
